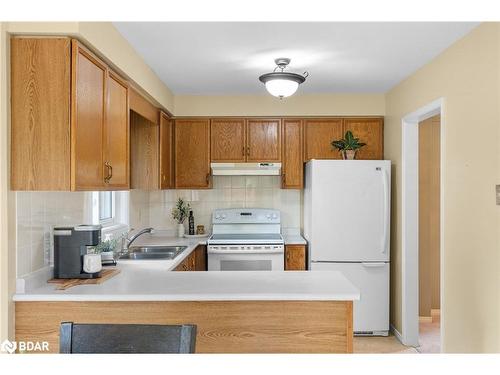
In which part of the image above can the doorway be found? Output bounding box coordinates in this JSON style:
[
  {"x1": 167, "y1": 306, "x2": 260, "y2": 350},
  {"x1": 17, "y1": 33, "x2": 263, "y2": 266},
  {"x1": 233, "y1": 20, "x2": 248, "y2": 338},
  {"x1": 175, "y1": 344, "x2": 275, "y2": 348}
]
[
  {"x1": 417, "y1": 114, "x2": 441, "y2": 353},
  {"x1": 401, "y1": 98, "x2": 444, "y2": 350}
]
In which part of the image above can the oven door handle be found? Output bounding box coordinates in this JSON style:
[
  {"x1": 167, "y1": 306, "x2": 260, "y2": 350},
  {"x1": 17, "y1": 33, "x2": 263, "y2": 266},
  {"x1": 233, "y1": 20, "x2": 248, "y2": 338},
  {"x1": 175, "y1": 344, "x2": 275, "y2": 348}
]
[{"x1": 207, "y1": 249, "x2": 284, "y2": 255}]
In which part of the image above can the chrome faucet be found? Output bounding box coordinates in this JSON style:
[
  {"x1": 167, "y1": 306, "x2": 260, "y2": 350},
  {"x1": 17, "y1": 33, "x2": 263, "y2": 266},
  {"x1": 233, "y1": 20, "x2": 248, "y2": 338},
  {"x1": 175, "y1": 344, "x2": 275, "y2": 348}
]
[{"x1": 121, "y1": 227, "x2": 154, "y2": 252}]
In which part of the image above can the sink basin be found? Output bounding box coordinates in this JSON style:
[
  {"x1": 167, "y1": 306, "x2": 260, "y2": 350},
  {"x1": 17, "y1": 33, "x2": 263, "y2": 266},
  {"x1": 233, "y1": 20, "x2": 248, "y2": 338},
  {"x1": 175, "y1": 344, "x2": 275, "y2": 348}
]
[{"x1": 118, "y1": 246, "x2": 187, "y2": 260}]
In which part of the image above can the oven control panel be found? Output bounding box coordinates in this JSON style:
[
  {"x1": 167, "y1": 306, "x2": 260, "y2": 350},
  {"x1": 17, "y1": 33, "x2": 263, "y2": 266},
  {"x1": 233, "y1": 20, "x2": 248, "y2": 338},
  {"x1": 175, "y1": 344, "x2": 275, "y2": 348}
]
[{"x1": 212, "y1": 208, "x2": 280, "y2": 224}]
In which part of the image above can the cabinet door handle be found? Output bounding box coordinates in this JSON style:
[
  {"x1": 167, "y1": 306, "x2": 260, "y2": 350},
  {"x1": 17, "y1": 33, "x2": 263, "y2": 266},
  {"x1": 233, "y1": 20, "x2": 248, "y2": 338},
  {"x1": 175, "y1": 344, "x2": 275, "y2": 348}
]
[
  {"x1": 104, "y1": 162, "x2": 112, "y2": 183},
  {"x1": 242, "y1": 146, "x2": 245, "y2": 156},
  {"x1": 206, "y1": 173, "x2": 210, "y2": 185},
  {"x1": 246, "y1": 147, "x2": 250, "y2": 156},
  {"x1": 282, "y1": 173, "x2": 286, "y2": 186}
]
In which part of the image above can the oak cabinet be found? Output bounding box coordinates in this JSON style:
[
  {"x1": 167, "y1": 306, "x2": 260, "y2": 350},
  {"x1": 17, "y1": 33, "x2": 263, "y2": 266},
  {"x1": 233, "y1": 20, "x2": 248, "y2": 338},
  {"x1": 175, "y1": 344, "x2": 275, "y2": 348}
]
[
  {"x1": 160, "y1": 112, "x2": 175, "y2": 189},
  {"x1": 174, "y1": 245, "x2": 207, "y2": 271},
  {"x1": 210, "y1": 118, "x2": 246, "y2": 162},
  {"x1": 246, "y1": 119, "x2": 281, "y2": 162},
  {"x1": 103, "y1": 71, "x2": 130, "y2": 189},
  {"x1": 285, "y1": 245, "x2": 307, "y2": 271},
  {"x1": 130, "y1": 111, "x2": 159, "y2": 190},
  {"x1": 282, "y1": 119, "x2": 303, "y2": 189},
  {"x1": 175, "y1": 119, "x2": 211, "y2": 189},
  {"x1": 343, "y1": 118, "x2": 384, "y2": 160},
  {"x1": 303, "y1": 118, "x2": 343, "y2": 161},
  {"x1": 11, "y1": 37, "x2": 130, "y2": 191}
]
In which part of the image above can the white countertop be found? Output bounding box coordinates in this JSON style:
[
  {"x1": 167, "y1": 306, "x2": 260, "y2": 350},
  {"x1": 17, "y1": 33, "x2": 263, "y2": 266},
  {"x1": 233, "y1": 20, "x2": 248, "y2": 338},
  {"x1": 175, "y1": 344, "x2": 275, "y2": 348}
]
[
  {"x1": 14, "y1": 233, "x2": 355, "y2": 303},
  {"x1": 13, "y1": 264, "x2": 359, "y2": 302},
  {"x1": 283, "y1": 234, "x2": 307, "y2": 245}
]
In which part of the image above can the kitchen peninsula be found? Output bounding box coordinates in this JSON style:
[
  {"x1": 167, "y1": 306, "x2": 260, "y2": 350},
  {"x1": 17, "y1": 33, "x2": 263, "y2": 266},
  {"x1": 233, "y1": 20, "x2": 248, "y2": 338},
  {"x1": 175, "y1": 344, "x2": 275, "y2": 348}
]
[{"x1": 14, "y1": 239, "x2": 359, "y2": 354}]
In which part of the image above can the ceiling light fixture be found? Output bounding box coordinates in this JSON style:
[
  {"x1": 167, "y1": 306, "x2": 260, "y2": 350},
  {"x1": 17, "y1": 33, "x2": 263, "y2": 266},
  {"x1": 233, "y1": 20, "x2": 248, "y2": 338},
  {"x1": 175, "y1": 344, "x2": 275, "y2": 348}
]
[{"x1": 259, "y1": 58, "x2": 309, "y2": 99}]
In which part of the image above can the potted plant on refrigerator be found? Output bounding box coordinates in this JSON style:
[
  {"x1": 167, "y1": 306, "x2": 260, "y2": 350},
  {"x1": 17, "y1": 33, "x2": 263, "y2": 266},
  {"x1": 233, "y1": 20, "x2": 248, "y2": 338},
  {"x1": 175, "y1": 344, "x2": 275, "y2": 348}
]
[
  {"x1": 331, "y1": 130, "x2": 366, "y2": 160},
  {"x1": 171, "y1": 198, "x2": 191, "y2": 237}
]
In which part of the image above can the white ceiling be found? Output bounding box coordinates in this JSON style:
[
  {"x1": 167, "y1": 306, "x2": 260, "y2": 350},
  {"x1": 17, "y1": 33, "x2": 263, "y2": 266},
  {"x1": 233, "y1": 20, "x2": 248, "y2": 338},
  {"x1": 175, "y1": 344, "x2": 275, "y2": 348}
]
[{"x1": 114, "y1": 22, "x2": 479, "y2": 95}]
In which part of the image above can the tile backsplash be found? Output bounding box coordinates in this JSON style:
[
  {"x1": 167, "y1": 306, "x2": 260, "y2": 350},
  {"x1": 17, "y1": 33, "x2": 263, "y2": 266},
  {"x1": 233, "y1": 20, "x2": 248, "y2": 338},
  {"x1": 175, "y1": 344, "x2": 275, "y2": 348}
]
[
  {"x1": 147, "y1": 176, "x2": 301, "y2": 233},
  {"x1": 16, "y1": 176, "x2": 301, "y2": 277},
  {"x1": 16, "y1": 191, "x2": 87, "y2": 277}
]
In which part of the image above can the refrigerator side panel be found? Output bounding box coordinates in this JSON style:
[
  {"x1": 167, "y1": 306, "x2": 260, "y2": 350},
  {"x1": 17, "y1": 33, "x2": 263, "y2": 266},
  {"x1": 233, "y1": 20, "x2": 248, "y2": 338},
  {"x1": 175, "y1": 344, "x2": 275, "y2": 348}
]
[{"x1": 304, "y1": 161, "x2": 314, "y2": 268}]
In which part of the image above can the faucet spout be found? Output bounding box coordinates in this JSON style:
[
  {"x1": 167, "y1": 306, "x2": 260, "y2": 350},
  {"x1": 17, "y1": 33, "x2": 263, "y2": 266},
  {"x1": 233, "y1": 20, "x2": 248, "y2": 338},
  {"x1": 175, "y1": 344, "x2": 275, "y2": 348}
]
[{"x1": 122, "y1": 227, "x2": 154, "y2": 251}]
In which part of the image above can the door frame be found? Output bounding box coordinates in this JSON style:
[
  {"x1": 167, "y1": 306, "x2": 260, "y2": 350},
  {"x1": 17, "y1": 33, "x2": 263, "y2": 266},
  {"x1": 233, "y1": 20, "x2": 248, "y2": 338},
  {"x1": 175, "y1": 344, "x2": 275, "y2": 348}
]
[{"x1": 401, "y1": 97, "x2": 444, "y2": 348}]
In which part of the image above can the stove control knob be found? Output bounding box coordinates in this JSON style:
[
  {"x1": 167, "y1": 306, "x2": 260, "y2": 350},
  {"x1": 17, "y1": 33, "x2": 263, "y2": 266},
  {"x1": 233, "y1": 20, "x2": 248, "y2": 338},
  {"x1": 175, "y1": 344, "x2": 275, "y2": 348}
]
[
  {"x1": 215, "y1": 214, "x2": 221, "y2": 220},
  {"x1": 272, "y1": 213, "x2": 278, "y2": 219},
  {"x1": 221, "y1": 214, "x2": 227, "y2": 219},
  {"x1": 266, "y1": 214, "x2": 271, "y2": 219}
]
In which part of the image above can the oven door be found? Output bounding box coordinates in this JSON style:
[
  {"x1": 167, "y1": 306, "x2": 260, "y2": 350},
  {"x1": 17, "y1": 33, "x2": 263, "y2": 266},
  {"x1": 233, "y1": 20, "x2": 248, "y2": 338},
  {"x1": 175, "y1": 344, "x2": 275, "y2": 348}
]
[{"x1": 207, "y1": 245, "x2": 284, "y2": 271}]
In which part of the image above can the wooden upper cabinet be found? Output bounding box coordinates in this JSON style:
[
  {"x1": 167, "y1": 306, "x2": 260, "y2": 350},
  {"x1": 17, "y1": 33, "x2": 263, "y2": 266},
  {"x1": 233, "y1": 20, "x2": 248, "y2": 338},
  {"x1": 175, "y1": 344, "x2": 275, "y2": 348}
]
[
  {"x1": 11, "y1": 37, "x2": 131, "y2": 191},
  {"x1": 246, "y1": 119, "x2": 281, "y2": 162},
  {"x1": 11, "y1": 38, "x2": 72, "y2": 190},
  {"x1": 210, "y1": 118, "x2": 246, "y2": 162},
  {"x1": 175, "y1": 119, "x2": 211, "y2": 189},
  {"x1": 343, "y1": 118, "x2": 384, "y2": 160},
  {"x1": 282, "y1": 119, "x2": 303, "y2": 189},
  {"x1": 71, "y1": 41, "x2": 107, "y2": 190},
  {"x1": 160, "y1": 112, "x2": 174, "y2": 189},
  {"x1": 303, "y1": 118, "x2": 343, "y2": 161},
  {"x1": 130, "y1": 111, "x2": 159, "y2": 190},
  {"x1": 104, "y1": 71, "x2": 129, "y2": 189}
]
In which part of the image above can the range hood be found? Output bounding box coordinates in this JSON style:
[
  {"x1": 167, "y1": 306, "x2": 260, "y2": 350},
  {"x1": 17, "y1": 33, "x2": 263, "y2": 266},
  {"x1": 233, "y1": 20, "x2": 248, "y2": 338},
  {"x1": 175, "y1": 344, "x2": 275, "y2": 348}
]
[{"x1": 211, "y1": 163, "x2": 282, "y2": 176}]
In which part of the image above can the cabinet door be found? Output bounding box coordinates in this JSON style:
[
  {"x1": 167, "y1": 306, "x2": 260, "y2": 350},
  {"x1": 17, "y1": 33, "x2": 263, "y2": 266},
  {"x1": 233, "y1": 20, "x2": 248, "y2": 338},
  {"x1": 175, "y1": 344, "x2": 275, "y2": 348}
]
[
  {"x1": 246, "y1": 119, "x2": 281, "y2": 162},
  {"x1": 160, "y1": 112, "x2": 174, "y2": 189},
  {"x1": 211, "y1": 118, "x2": 246, "y2": 162},
  {"x1": 71, "y1": 40, "x2": 107, "y2": 190},
  {"x1": 175, "y1": 119, "x2": 211, "y2": 189},
  {"x1": 104, "y1": 70, "x2": 129, "y2": 189},
  {"x1": 130, "y1": 111, "x2": 159, "y2": 190},
  {"x1": 303, "y1": 118, "x2": 343, "y2": 160},
  {"x1": 343, "y1": 118, "x2": 384, "y2": 160},
  {"x1": 282, "y1": 119, "x2": 303, "y2": 189},
  {"x1": 11, "y1": 38, "x2": 72, "y2": 191},
  {"x1": 285, "y1": 245, "x2": 307, "y2": 270},
  {"x1": 195, "y1": 245, "x2": 207, "y2": 271}
]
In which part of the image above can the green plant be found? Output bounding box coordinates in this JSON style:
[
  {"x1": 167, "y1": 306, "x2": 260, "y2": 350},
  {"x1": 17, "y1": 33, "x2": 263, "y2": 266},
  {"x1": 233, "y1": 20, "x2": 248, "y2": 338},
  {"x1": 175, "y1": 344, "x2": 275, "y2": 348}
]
[
  {"x1": 95, "y1": 238, "x2": 118, "y2": 253},
  {"x1": 331, "y1": 131, "x2": 366, "y2": 151},
  {"x1": 171, "y1": 198, "x2": 191, "y2": 224}
]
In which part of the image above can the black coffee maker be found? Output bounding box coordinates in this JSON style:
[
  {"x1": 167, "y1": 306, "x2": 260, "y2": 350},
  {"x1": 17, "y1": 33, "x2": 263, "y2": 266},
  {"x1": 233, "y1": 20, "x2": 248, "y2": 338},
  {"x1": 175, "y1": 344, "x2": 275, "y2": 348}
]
[{"x1": 53, "y1": 225, "x2": 102, "y2": 279}]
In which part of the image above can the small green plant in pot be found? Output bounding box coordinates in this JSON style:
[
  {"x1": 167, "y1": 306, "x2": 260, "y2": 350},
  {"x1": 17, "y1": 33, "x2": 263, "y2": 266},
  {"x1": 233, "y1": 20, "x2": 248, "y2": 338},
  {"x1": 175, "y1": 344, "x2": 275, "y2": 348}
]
[
  {"x1": 331, "y1": 130, "x2": 366, "y2": 160},
  {"x1": 171, "y1": 198, "x2": 191, "y2": 237}
]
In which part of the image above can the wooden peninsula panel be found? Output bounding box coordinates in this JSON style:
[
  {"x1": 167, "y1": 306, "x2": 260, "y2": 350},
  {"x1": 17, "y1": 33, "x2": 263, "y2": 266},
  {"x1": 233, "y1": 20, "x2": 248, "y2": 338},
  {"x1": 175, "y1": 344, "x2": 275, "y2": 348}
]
[{"x1": 16, "y1": 300, "x2": 353, "y2": 353}]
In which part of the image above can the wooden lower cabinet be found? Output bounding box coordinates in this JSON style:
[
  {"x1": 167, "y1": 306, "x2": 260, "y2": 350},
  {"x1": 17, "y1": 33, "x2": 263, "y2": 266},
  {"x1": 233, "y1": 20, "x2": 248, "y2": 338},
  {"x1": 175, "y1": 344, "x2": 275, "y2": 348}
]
[
  {"x1": 285, "y1": 245, "x2": 307, "y2": 270},
  {"x1": 15, "y1": 300, "x2": 353, "y2": 353},
  {"x1": 174, "y1": 245, "x2": 206, "y2": 271}
]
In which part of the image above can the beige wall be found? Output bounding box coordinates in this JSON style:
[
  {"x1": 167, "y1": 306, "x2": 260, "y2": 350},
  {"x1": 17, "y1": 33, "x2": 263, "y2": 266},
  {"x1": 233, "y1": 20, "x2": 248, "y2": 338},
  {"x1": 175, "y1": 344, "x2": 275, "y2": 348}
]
[
  {"x1": 385, "y1": 23, "x2": 499, "y2": 352},
  {"x1": 6, "y1": 22, "x2": 175, "y2": 113},
  {"x1": 174, "y1": 93, "x2": 385, "y2": 116}
]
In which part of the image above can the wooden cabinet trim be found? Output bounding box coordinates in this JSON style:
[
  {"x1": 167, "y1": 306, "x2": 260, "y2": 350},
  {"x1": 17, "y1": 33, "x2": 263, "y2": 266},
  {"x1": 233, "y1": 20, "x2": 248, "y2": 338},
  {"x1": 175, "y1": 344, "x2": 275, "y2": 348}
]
[
  {"x1": 281, "y1": 119, "x2": 303, "y2": 189},
  {"x1": 159, "y1": 111, "x2": 175, "y2": 189},
  {"x1": 129, "y1": 87, "x2": 159, "y2": 125}
]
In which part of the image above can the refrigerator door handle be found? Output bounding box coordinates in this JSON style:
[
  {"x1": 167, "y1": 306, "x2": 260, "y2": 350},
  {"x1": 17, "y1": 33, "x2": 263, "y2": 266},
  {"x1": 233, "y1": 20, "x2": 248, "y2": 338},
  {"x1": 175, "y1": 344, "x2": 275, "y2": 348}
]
[
  {"x1": 381, "y1": 167, "x2": 390, "y2": 254},
  {"x1": 361, "y1": 262, "x2": 387, "y2": 267}
]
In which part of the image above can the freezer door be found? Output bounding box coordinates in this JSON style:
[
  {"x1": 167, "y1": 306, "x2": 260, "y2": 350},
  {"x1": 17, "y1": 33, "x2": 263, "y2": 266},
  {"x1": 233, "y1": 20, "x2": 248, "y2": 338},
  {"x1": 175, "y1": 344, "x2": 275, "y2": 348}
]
[
  {"x1": 311, "y1": 262, "x2": 389, "y2": 335},
  {"x1": 307, "y1": 160, "x2": 390, "y2": 262}
]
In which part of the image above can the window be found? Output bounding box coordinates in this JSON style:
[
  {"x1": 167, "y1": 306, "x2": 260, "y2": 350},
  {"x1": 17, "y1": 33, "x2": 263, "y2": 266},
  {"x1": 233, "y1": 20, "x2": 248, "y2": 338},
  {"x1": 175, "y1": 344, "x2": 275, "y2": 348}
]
[
  {"x1": 87, "y1": 191, "x2": 128, "y2": 228},
  {"x1": 98, "y1": 191, "x2": 114, "y2": 224}
]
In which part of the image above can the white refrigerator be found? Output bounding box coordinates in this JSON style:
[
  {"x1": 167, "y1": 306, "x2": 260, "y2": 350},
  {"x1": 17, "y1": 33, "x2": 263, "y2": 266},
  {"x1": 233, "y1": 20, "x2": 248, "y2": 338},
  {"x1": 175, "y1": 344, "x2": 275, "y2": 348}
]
[{"x1": 304, "y1": 160, "x2": 391, "y2": 336}]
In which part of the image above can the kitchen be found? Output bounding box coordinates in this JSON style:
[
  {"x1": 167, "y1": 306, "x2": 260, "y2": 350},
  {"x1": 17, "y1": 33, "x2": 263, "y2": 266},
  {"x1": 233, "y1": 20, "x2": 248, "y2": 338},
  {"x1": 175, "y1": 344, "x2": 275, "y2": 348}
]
[{"x1": 1, "y1": 17, "x2": 500, "y2": 362}]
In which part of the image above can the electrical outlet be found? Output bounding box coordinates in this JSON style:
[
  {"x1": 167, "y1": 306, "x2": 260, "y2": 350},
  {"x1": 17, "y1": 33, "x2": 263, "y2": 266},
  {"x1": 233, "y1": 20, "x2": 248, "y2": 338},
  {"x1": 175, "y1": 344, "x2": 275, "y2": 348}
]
[{"x1": 496, "y1": 185, "x2": 500, "y2": 205}]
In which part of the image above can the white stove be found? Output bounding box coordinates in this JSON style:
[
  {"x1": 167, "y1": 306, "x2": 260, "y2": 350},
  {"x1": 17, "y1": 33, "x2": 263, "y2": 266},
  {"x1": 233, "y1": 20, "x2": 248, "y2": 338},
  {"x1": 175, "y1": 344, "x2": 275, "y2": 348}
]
[{"x1": 207, "y1": 208, "x2": 285, "y2": 271}]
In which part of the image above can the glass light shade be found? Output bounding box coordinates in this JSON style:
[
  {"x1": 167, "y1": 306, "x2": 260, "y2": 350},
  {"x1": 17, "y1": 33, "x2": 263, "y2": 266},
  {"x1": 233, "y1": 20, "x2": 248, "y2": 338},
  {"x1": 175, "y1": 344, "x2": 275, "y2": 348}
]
[{"x1": 265, "y1": 79, "x2": 299, "y2": 98}]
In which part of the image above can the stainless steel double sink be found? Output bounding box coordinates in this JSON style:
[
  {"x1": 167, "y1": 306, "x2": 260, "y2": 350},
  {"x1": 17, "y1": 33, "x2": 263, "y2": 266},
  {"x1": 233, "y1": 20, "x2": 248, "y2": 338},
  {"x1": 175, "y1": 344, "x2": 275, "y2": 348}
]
[{"x1": 118, "y1": 246, "x2": 187, "y2": 260}]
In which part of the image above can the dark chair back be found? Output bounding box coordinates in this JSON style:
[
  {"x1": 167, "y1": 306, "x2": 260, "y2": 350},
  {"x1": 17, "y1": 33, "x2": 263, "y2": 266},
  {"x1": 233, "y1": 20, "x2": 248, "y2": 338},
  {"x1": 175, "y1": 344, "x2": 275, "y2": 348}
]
[{"x1": 59, "y1": 322, "x2": 197, "y2": 353}]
